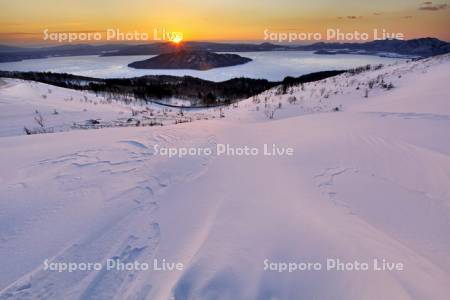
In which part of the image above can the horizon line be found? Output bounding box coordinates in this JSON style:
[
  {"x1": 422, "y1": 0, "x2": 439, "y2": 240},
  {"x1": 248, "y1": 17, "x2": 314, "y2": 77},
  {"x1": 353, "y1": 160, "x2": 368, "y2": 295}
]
[{"x1": 1, "y1": 36, "x2": 449, "y2": 48}]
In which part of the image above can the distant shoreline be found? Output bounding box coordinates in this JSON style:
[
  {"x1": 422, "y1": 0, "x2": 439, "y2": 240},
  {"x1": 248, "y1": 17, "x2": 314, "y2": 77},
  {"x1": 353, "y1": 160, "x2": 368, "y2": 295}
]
[{"x1": 0, "y1": 38, "x2": 448, "y2": 63}]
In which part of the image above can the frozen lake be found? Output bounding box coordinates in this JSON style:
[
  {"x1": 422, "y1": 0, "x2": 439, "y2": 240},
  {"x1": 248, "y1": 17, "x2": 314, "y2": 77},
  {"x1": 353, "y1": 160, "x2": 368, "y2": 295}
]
[{"x1": 0, "y1": 51, "x2": 405, "y2": 82}]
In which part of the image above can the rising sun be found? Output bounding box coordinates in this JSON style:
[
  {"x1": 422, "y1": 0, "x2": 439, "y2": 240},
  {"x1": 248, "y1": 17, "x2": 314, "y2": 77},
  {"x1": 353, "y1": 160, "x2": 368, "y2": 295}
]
[{"x1": 171, "y1": 33, "x2": 184, "y2": 44}]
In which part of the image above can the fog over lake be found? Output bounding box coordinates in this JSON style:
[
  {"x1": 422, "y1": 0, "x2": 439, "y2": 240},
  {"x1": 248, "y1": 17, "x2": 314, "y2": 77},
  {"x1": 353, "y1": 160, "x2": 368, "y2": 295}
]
[{"x1": 0, "y1": 51, "x2": 405, "y2": 82}]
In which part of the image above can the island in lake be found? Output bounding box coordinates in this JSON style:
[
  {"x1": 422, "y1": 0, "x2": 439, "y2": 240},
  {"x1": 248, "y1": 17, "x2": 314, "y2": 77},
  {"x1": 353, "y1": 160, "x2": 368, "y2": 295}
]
[{"x1": 128, "y1": 50, "x2": 252, "y2": 70}]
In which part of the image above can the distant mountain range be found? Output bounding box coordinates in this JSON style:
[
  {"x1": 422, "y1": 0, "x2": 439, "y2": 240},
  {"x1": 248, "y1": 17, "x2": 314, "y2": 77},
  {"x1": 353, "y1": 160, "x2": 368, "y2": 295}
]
[
  {"x1": 101, "y1": 41, "x2": 287, "y2": 56},
  {"x1": 0, "y1": 44, "x2": 131, "y2": 62},
  {"x1": 97, "y1": 38, "x2": 450, "y2": 58},
  {"x1": 0, "y1": 38, "x2": 449, "y2": 63},
  {"x1": 303, "y1": 38, "x2": 450, "y2": 58}
]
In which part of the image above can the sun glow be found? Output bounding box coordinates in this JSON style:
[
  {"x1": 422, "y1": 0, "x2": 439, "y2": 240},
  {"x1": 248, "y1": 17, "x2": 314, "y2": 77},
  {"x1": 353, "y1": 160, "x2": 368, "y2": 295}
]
[{"x1": 170, "y1": 32, "x2": 184, "y2": 44}]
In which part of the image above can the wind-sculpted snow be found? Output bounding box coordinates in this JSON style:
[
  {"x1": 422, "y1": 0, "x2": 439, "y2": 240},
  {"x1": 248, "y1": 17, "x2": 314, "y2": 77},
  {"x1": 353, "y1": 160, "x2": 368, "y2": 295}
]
[
  {"x1": 0, "y1": 125, "x2": 218, "y2": 299},
  {"x1": 0, "y1": 54, "x2": 449, "y2": 299}
]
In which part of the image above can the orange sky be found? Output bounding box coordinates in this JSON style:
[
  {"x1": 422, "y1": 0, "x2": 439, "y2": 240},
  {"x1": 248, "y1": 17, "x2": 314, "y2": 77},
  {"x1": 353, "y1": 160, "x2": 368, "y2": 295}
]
[{"x1": 1, "y1": 0, "x2": 449, "y2": 45}]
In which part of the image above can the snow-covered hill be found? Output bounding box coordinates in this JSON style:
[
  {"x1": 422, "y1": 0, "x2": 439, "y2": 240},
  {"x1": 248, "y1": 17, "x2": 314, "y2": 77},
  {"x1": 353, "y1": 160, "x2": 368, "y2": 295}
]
[
  {"x1": 0, "y1": 55, "x2": 449, "y2": 300},
  {"x1": 230, "y1": 54, "x2": 450, "y2": 122},
  {"x1": 0, "y1": 79, "x2": 221, "y2": 138}
]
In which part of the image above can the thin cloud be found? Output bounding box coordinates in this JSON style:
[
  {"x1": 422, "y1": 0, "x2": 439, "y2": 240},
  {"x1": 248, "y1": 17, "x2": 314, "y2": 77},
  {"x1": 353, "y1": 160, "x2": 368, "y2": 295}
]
[
  {"x1": 0, "y1": 32, "x2": 40, "y2": 37},
  {"x1": 419, "y1": 2, "x2": 449, "y2": 10},
  {"x1": 337, "y1": 15, "x2": 363, "y2": 19},
  {"x1": 0, "y1": 30, "x2": 105, "y2": 40},
  {"x1": 48, "y1": 30, "x2": 105, "y2": 34}
]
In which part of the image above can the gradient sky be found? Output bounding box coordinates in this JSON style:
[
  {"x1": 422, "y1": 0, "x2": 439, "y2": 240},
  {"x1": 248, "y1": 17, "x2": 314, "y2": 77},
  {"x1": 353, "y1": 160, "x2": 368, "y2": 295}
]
[{"x1": 1, "y1": 0, "x2": 449, "y2": 45}]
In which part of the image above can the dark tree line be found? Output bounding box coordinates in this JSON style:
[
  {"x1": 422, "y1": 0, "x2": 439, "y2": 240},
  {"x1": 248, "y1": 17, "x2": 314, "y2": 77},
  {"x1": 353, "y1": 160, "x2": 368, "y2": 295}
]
[{"x1": 0, "y1": 70, "x2": 345, "y2": 107}]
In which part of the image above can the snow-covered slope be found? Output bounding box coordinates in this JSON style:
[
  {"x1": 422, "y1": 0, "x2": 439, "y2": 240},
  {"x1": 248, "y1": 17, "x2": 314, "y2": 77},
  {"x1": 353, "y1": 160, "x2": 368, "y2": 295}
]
[
  {"x1": 0, "y1": 55, "x2": 449, "y2": 300},
  {"x1": 229, "y1": 54, "x2": 450, "y2": 122},
  {"x1": 0, "y1": 79, "x2": 221, "y2": 138},
  {"x1": 0, "y1": 80, "x2": 129, "y2": 137}
]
